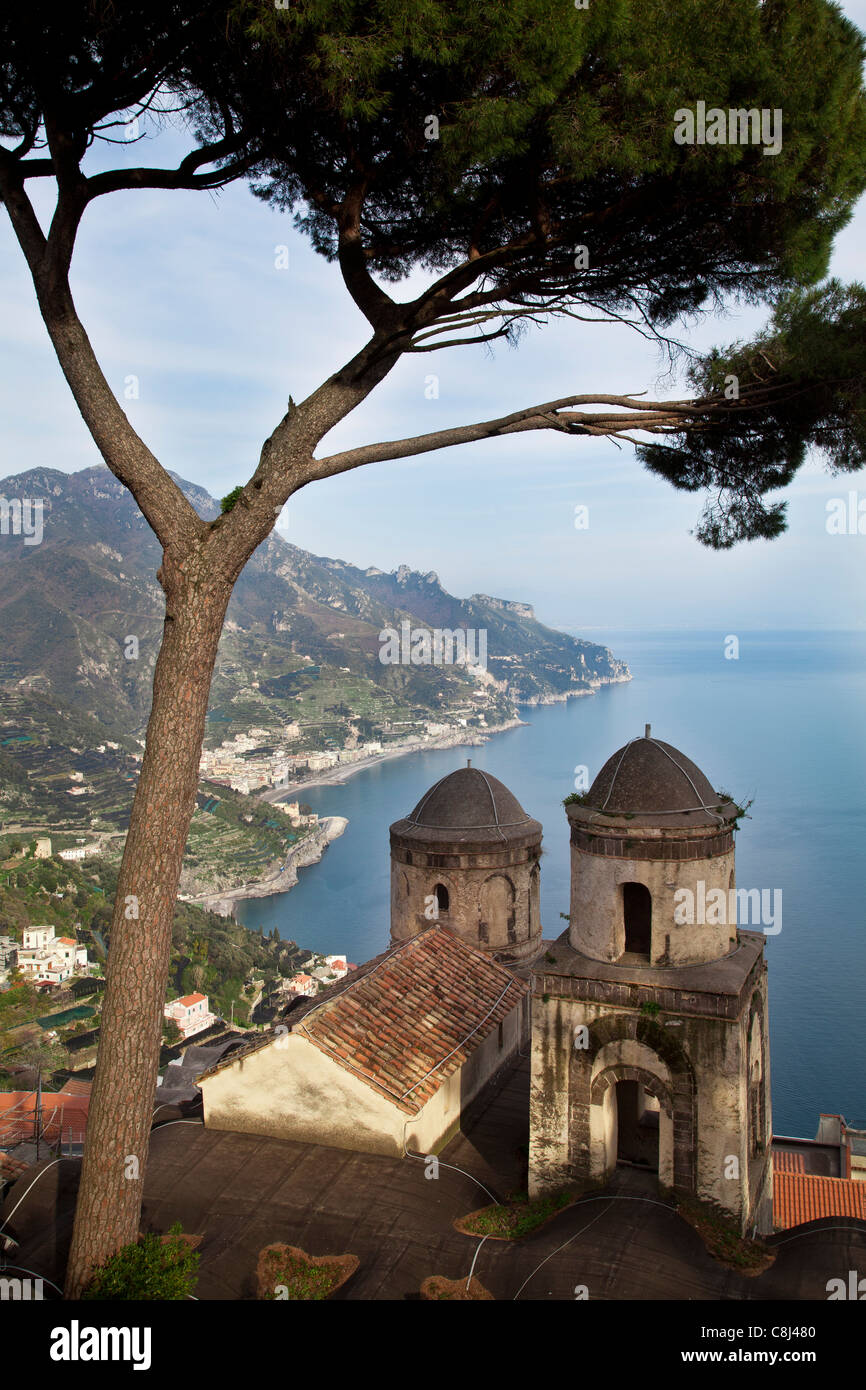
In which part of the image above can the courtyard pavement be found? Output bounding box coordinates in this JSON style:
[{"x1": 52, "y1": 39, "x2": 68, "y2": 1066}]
[{"x1": 3, "y1": 1055, "x2": 864, "y2": 1300}]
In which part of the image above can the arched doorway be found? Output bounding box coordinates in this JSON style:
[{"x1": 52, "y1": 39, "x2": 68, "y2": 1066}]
[
  {"x1": 587, "y1": 1060, "x2": 678, "y2": 1191},
  {"x1": 622, "y1": 882, "x2": 652, "y2": 958},
  {"x1": 615, "y1": 1079, "x2": 659, "y2": 1170}
]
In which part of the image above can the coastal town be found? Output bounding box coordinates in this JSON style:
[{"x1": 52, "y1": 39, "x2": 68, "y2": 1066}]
[{"x1": 197, "y1": 712, "x2": 520, "y2": 798}]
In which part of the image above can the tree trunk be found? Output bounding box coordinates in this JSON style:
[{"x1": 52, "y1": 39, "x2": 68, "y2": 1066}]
[{"x1": 63, "y1": 554, "x2": 232, "y2": 1298}]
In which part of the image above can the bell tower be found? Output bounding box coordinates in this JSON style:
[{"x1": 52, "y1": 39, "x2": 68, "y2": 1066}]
[
  {"x1": 529, "y1": 729, "x2": 773, "y2": 1234},
  {"x1": 389, "y1": 763, "x2": 543, "y2": 966}
]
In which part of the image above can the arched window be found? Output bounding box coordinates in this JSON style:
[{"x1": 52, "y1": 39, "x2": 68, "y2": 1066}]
[
  {"x1": 434, "y1": 883, "x2": 450, "y2": 913},
  {"x1": 622, "y1": 882, "x2": 652, "y2": 958},
  {"x1": 748, "y1": 1009, "x2": 764, "y2": 1155},
  {"x1": 480, "y1": 874, "x2": 516, "y2": 947}
]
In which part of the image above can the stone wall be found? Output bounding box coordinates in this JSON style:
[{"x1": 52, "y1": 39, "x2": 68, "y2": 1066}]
[
  {"x1": 529, "y1": 959, "x2": 772, "y2": 1232},
  {"x1": 569, "y1": 841, "x2": 737, "y2": 966},
  {"x1": 390, "y1": 839, "x2": 542, "y2": 964}
]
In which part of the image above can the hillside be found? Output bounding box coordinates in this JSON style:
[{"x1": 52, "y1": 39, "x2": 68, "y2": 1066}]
[
  {"x1": 0, "y1": 465, "x2": 629, "y2": 894},
  {"x1": 0, "y1": 466, "x2": 628, "y2": 744}
]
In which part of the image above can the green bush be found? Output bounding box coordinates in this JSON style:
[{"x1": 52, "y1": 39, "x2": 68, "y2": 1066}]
[{"x1": 81, "y1": 1223, "x2": 199, "y2": 1300}]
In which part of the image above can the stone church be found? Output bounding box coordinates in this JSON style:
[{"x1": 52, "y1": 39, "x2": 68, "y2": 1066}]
[{"x1": 198, "y1": 730, "x2": 773, "y2": 1233}]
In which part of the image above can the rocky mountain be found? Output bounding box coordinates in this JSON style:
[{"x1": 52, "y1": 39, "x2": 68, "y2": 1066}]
[{"x1": 0, "y1": 465, "x2": 629, "y2": 741}]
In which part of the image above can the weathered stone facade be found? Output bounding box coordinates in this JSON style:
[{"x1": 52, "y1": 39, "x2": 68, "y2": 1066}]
[{"x1": 529, "y1": 732, "x2": 773, "y2": 1234}]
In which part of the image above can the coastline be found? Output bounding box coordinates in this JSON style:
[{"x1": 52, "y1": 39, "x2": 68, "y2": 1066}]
[
  {"x1": 256, "y1": 715, "x2": 526, "y2": 803},
  {"x1": 192, "y1": 814, "x2": 348, "y2": 918},
  {"x1": 195, "y1": 677, "x2": 631, "y2": 921}
]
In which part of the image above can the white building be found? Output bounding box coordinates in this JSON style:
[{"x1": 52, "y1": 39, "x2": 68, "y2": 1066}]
[
  {"x1": 324, "y1": 955, "x2": 348, "y2": 979},
  {"x1": 22, "y1": 925, "x2": 56, "y2": 950},
  {"x1": 58, "y1": 844, "x2": 100, "y2": 862},
  {"x1": 17, "y1": 925, "x2": 89, "y2": 982},
  {"x1": 285, "y1": 973, "x2": 317, "y2": 998},
  {"x1": 164, "y1": 992, "x2": 217, "y2": 1039}
]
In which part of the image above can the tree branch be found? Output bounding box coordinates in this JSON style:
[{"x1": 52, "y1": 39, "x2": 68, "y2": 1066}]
[
  {"x1": 0, "y1": 163, "x2": 206, "y2": 553},
  {"x1": 309, "y1": 393, "x2": 713, "y2": 480},
  {"x1": 336, "y1": 185, "x2": 399, "y2": 332}
]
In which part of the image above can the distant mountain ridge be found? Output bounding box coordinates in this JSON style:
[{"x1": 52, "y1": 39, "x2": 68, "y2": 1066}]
[{"x1": 0, "y1": 465, "x2": 629, "y2": 738}]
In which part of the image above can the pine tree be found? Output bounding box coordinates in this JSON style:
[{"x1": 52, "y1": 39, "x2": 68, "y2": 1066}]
[{"x1": 1, "y1": 0, "x2": 864, "y2": 1294}]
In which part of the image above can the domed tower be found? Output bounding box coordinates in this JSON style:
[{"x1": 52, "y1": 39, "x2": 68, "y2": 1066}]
[
  {"x1": 529, "y1": 728, "x2": 773, "y2": 1236},
  {"x1": 389, "y1": 763, "x2": 543, "y2": 965},
  {"x1": 567, "y1": 727, "x2": 740, "y2": 967}
]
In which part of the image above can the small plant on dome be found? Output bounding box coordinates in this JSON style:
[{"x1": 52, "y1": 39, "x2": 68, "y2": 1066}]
[{"x1": 715, "y1": 791, "x2": 753, "y2": 826}]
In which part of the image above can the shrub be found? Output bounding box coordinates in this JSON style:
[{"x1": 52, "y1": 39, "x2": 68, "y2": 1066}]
[{"x1": 81, "y1": 1223, "x2": 200, "y2": 1300}]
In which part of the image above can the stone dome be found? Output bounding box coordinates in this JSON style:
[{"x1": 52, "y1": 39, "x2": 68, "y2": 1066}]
[
  {"x1": 577, "y1": 732, "x2": 738, "y2": 830},
  {"x1": 390, "y1": 763, "x2": 544, "y2": 963},
  {"x1": 391, "y1": 765, "x2": 542, "y2": 846}
]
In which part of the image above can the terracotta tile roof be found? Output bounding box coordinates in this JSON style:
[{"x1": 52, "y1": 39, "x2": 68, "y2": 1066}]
[
  {"x1": 773, "y1": 1149, "x2": 806, "y2": 1173},
  {"x1": 293, "y1": 927, "x2": 528, "y2": 1115},
  {"x1": 0, "y1": 1090, "x2": 90, "y2": 1144},
  {"x1": 59, "y1": 1078, "x2": 92, "y2": 1096},
  {"x1": 774, "y1": 1171, "x2": 866, "y2": 1229},
  {"x1": 177, "y1": 992, "x2": 206, "y2": 1007}
]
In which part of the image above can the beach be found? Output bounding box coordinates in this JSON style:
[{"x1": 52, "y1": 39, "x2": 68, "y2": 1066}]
[{"x1": 256, "y1": 716, "x2": 527, "y2": 803}]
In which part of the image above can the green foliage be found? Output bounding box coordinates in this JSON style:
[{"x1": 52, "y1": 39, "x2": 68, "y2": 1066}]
[
  {"x1": 220, "y1": 485, "x2": 244, "y2": 514},
  {"x1": 262, "y1": 1249, "x2": 349, "y2": 1300},
  {"x1": 461, "y1": 1189, "x2": 574, "y2": 1239},
  {"x1": 715, "y1": 790, "x2": 753, "y2": 824},
  {"x1": 163, "y1": 1017, "x2": 183, "y2": 1046},
  {"x1": 81, "y1": 1223, "x2": 200, "y2": 1300},
  {"x1": 225, "y1": 0, "x2": 866, "y2": 290},
  {"x1": 676, "y1": 1196, "x2": 773, "y2": 1272},
  {"x1": 639, "y1": 280, "x2": 866, "y2": 545}
]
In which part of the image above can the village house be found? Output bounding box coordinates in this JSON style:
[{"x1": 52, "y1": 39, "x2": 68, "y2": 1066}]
[
  {"x1": 284, "y1": 972, "x2": 317, "y2": 998},
  {"x1": 16, "y1": 925, "x2": 89, "y2": 984},
  {"x1": 163, "y1": 992, "x2": 217, "y2": 1039},
  {"x1": 198, "y1": 927, "x2": 529, "y2": 1157}
]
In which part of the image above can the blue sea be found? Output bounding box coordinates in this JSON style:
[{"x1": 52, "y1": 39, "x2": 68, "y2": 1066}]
[{"x1": 237, "y1": 630, "x2": 866, "y2": 1138}]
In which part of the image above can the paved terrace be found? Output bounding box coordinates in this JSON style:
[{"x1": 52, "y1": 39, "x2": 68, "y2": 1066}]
[{"x1": 3, "y1": 1057, "x2": 865, "y2": 1300}]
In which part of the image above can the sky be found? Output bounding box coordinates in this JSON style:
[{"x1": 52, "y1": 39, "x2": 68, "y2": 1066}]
[{"x1": 1, "y1": 4, "x2": 865, "y2": 635}]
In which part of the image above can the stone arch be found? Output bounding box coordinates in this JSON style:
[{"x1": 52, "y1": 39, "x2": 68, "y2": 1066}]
[
  {"x1": 529, "y1": 861, "x2": 540, "y2": 939},
  {"x1": 571, "y1": 1013, "x2": 697, "y2": 1195},
  {"x1": 590, "y1": 1063, "x2": 673, "y2": 1114},
  {"x1": 590, "y1": 1063, "x2": 674, "y2": 1185},
  {"x1": 479, "y1": 873, "x2": 516, "y2": 948}
]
